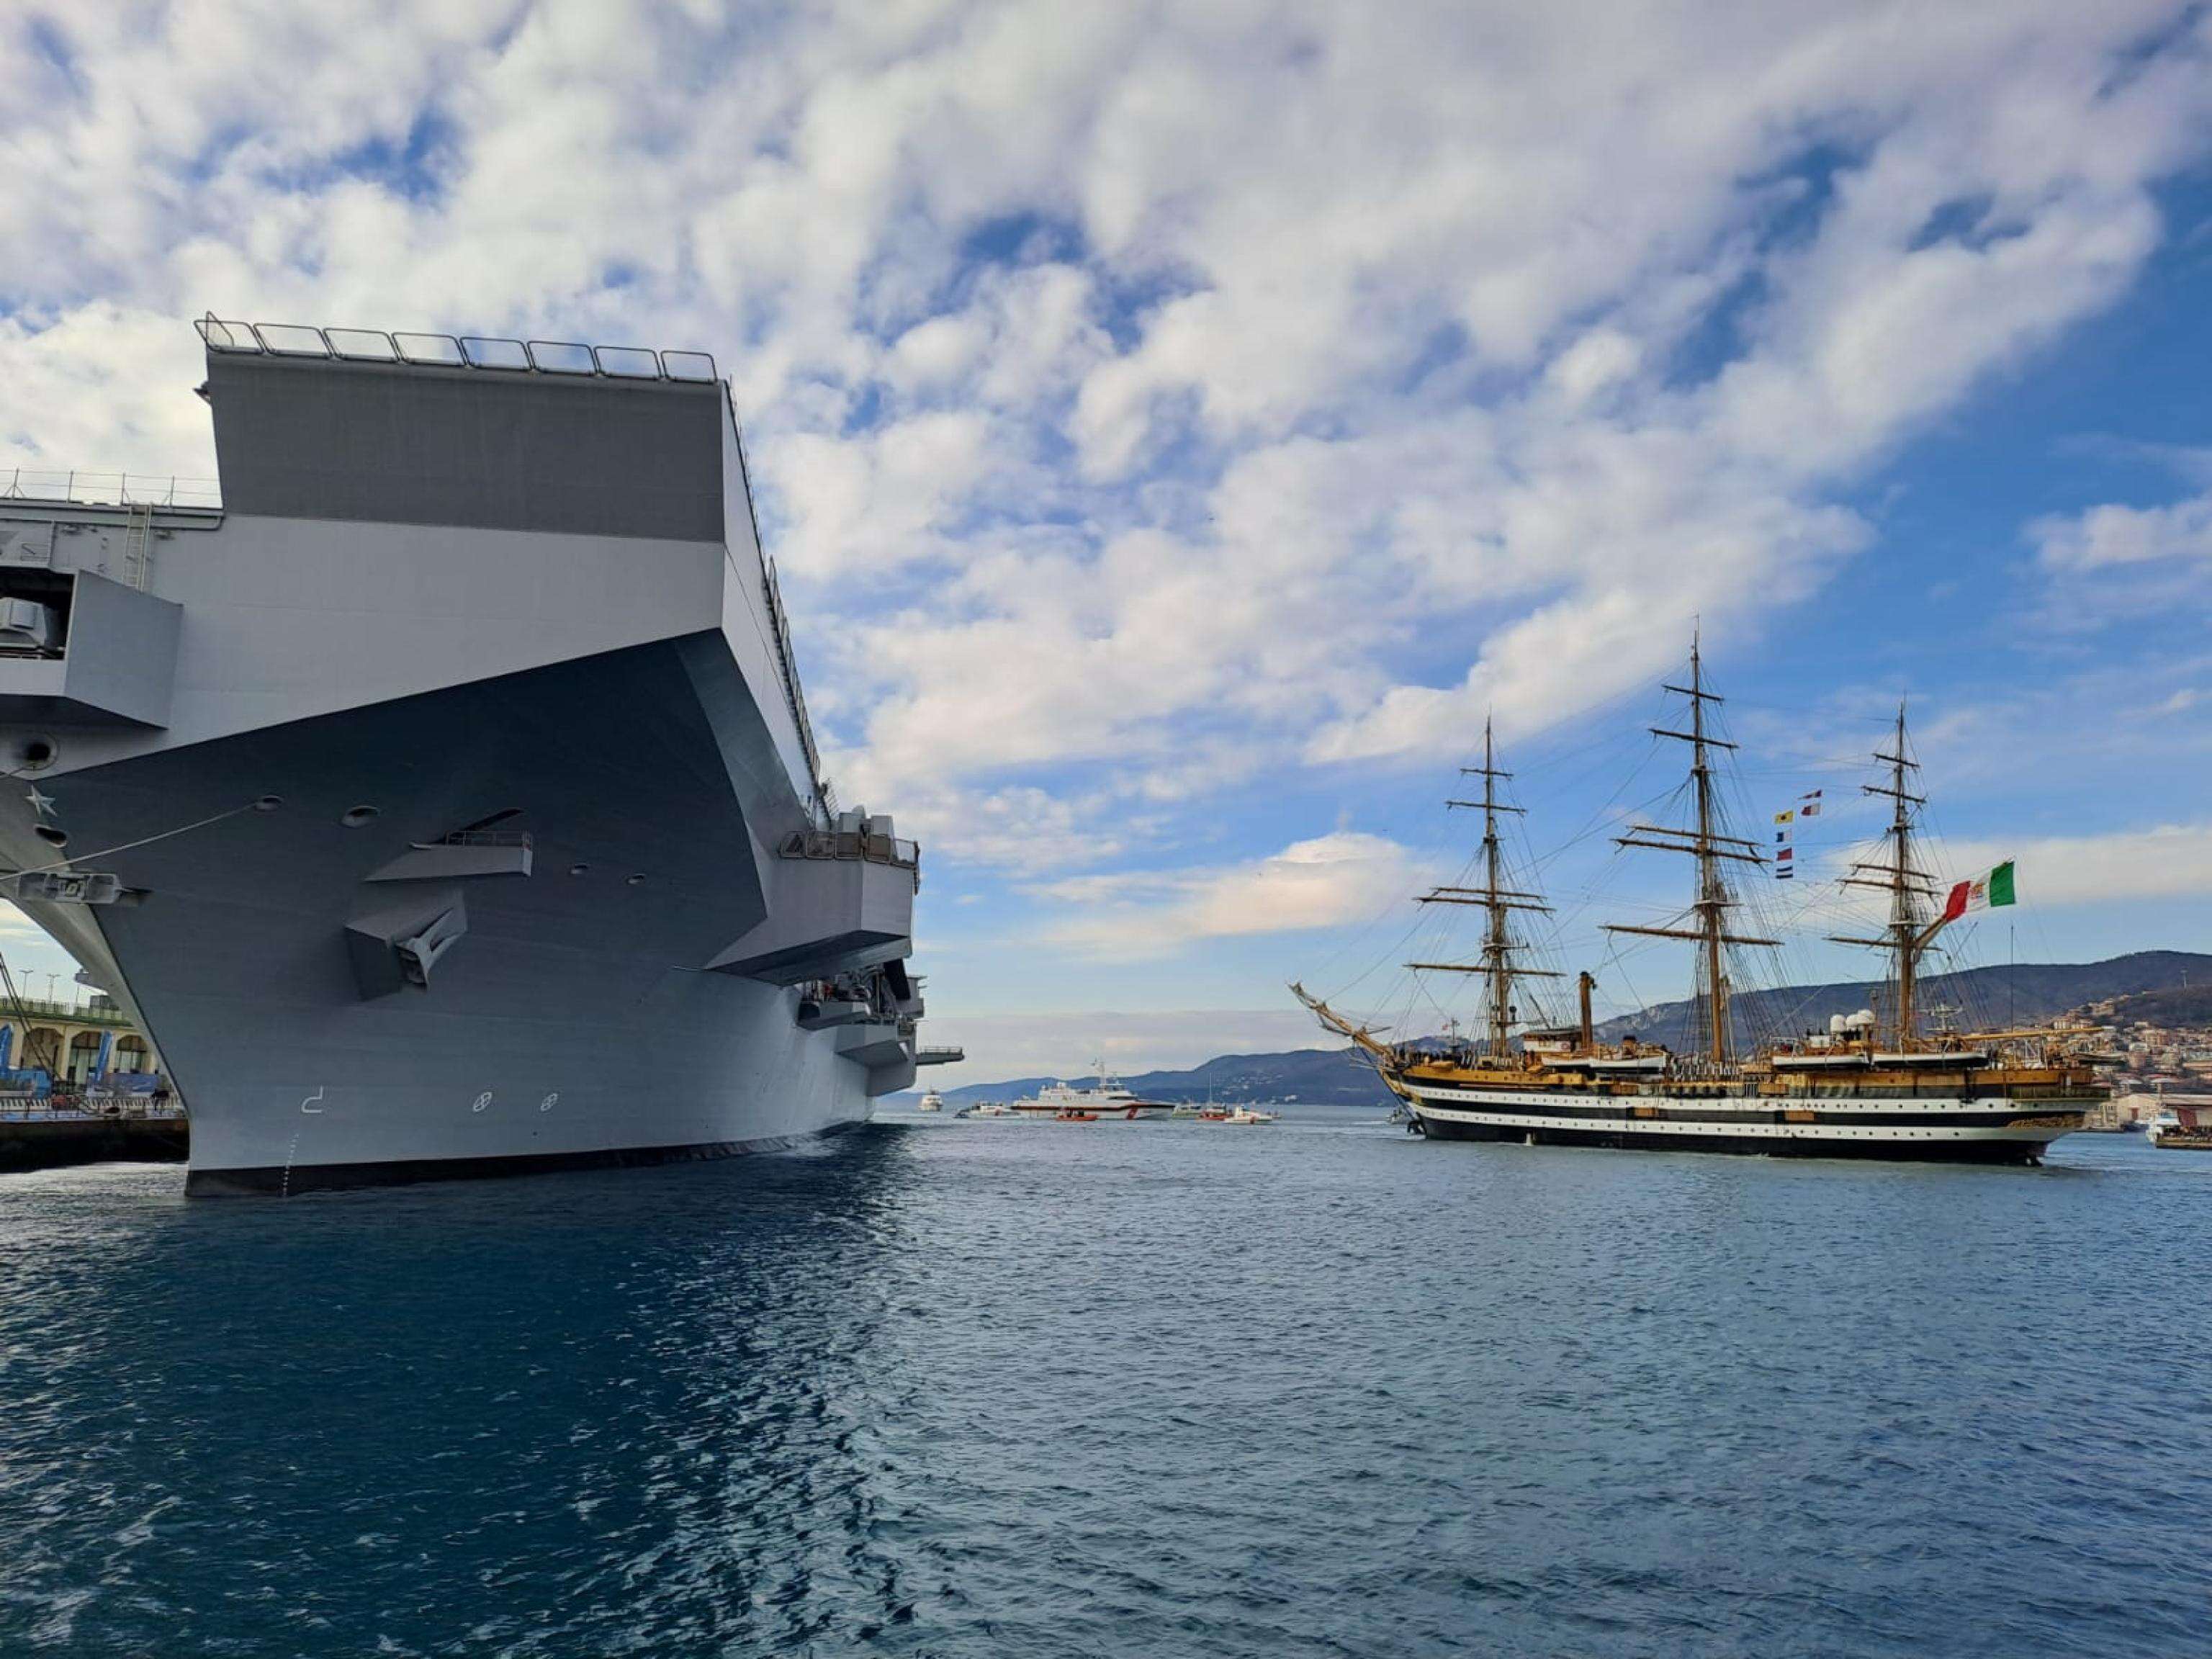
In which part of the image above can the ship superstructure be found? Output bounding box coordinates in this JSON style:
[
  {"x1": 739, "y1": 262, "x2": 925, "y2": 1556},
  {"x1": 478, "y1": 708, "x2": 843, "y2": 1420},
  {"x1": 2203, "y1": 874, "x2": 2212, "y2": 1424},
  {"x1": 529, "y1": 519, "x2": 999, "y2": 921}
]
[
  {"x1": 1296, "y1": 639, "x2": 2107, "y2": 1164},
  {"x1": 0, "y1": 318, "x2": 951, "y2": 1193}
]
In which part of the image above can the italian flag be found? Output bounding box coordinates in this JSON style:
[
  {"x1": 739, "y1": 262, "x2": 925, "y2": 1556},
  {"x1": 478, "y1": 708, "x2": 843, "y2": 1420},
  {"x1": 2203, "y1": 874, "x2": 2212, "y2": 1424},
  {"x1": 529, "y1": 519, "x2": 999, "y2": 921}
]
[{"x1": 1941, "y1": 860, "x2": 2015, "y2": 923}]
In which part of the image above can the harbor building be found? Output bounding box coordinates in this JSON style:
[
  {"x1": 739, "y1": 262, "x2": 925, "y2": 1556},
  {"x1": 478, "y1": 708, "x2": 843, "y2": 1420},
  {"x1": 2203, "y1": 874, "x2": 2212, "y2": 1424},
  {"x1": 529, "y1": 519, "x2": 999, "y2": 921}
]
[{"x1": 0, "y1": 991, "x2": 166, "y2": 1088}]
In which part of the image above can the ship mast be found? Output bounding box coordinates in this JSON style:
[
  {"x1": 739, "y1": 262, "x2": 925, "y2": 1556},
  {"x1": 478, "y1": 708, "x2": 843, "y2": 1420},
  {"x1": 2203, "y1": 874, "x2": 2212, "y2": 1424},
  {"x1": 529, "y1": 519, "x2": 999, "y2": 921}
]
[
  {"x1": 1831, "y1": 702, "x2": 1938, "y2": 1050},
  {"x1": 1605, "y1": 636, "x2": 1776, "y2": 1065},
  {"x1": 1408, "y1": 717, "x2": 1557, "y2": 1058}
]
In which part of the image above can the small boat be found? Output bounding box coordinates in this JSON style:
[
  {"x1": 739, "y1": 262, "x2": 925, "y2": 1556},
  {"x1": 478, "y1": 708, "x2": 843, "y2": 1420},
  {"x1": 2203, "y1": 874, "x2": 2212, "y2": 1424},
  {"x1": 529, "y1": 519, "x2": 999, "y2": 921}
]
[
  {"x1": 2149, "y1": 1096, "x2": 2212, "y2": 1148},
  {"x1": 917, "y1": 1089, "x2": 944, "y2": 1113},
  {"x1": 1007, "y1": 1060, "x2": 1176, "y2": 1120},
  {"x1": 958, "y1": 1100, "x2": 1017, "y2": 1119},
  {"x1": 1221, "y1": 1105, "x2": 1279, "y2": 1125}
]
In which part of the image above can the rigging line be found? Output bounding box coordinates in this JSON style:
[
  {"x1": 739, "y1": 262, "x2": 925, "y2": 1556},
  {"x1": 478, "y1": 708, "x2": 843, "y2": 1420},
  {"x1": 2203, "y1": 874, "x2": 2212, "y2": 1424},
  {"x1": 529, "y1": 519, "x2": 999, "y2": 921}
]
[
  {"x1": 0, "y1": 946, "x2": 55, "y2": 1075},
  {"x1": 1524, "y1": 749, "x2": 1673, "y2": 877},
  {"x1": 1509, "y1": 721, "x2": 1668, "y2": 815},
  {"x1": 1303, "y1": 797, "x2": 1482, "y2": 988},
  {"x1": 1328, "y1": 885, "x2": 1460, "y2": 1004},
  {"x1": 10, "y1": 799, "x2": 271, "y2": 881},
  {"x1": 1449, "y1": 677, "x2": 1664, "y2": 788},
  {"x1": 1596, "y1": 938, "x2": 1658, "y2": 1033}
]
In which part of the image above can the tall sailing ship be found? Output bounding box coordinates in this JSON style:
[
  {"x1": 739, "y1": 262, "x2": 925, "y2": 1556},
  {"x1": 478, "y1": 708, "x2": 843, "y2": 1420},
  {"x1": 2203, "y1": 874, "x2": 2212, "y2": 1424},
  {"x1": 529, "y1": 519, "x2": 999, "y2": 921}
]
[{"x1": 1295, "y1": 640, "x2": 2108, "y2": 1164}]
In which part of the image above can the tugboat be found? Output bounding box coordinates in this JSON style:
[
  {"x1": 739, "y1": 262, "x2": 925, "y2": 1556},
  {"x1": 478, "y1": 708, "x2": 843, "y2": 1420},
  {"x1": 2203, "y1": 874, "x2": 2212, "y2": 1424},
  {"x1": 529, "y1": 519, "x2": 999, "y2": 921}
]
[{"x1": 1295, "y1": 639, "x2": 2108, "y2": 1165}]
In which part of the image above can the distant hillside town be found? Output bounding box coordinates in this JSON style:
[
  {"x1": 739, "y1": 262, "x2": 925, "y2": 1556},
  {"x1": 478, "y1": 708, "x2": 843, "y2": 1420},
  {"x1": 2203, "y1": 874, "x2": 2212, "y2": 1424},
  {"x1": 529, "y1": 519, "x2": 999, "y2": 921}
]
[{"x1": 2071, "y1": 982, "x2": 2212, "y2": 1125}]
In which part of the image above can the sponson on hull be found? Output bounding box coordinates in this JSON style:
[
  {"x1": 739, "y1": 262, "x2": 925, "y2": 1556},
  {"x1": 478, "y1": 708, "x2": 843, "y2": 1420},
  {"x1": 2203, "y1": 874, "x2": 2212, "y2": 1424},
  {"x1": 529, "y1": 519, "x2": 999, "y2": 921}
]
[
  {"x1": 1295, "y1": 639, "x2": 2108, "y2": 1165},
  {"x1": 0, "y1": 318, "x2": 951, "y2": 1194}
]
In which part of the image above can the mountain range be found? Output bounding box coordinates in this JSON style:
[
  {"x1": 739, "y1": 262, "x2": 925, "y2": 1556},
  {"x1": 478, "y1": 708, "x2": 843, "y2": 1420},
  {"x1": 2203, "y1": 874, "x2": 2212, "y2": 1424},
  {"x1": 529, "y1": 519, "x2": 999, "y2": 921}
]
[
  {"x1": 1590, "y1": 950, "x2": 2212, "y2": 1048},
  {"x1": 908, "y1": 951, "x2": 2211, "y2": 1109}
]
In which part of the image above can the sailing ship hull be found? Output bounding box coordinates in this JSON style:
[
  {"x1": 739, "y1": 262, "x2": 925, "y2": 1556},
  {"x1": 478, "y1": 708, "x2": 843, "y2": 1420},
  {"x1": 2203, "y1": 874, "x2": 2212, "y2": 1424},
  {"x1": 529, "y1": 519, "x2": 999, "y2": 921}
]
[{"x1": 1404, "y1": 1085, "x2": 2089, "y2": 1165}]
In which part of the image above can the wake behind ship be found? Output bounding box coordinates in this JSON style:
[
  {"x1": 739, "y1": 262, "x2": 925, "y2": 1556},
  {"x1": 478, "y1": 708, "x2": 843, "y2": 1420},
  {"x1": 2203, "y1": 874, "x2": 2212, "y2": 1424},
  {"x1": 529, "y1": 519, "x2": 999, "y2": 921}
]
[{"x1": 0, "y1": 318, "x2": 950, "y2": 1194}]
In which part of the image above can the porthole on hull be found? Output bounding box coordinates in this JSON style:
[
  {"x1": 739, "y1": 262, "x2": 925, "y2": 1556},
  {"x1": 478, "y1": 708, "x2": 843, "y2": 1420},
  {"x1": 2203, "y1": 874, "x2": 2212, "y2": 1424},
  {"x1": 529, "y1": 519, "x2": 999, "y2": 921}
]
[{"x1": 341, "y1": 805, "x2": 380, "y2": 827}]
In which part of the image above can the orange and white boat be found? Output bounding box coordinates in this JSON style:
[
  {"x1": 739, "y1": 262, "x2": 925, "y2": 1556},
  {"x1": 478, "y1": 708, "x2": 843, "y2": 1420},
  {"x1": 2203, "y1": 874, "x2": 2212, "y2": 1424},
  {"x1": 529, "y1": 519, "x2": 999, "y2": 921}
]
[{"x1": 1220, "y1": 1105, "x2": 1279, "y2": 1125}]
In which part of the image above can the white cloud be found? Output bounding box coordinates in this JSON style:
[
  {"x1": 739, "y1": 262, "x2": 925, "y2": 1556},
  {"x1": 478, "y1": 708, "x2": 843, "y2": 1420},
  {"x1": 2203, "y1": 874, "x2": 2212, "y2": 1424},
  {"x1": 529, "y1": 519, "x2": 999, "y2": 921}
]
[
  {"x1": 3, "y1": 0, "x2": 2209, "y2": 887},
  {"x1": 2025, "y1": 487, "x2": 2212, "y2": 624},
  {"x1": 1040, "y1": 832, "x2": 1426, "y2": 959},
  {"x1": 1940, "y1": 824, "x2": 2212, "y2": 907},
  {"x1": 769, "y1": 410, "x2": 993, "y2": 575},
  {"x1": 2031, "y1": 493, "x2": 2212, "y2": 570}
]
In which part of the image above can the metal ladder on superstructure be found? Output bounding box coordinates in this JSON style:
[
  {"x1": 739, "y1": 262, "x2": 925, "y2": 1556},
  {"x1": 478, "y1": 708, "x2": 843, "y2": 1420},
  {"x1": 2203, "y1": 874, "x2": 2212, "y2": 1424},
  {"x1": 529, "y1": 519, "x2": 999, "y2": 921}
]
[{"x1": 121, "y1": 500, "x2": 155, "y2": 590}]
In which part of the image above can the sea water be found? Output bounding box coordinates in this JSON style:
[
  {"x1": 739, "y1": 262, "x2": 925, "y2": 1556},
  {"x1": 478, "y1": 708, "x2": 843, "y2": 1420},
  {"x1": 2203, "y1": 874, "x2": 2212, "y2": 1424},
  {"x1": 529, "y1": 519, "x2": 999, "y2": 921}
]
[{"x1": 1, "y1": 1110, "x2": 2207, "y2": 1656}]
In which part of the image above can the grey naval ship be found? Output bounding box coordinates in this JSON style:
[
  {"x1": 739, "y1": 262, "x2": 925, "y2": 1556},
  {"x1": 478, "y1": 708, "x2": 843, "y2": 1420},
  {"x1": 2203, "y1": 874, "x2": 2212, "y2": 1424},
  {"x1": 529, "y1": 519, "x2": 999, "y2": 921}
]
[{"x1": 0, "y1": 318, "x2": 950, "y2": 1194}]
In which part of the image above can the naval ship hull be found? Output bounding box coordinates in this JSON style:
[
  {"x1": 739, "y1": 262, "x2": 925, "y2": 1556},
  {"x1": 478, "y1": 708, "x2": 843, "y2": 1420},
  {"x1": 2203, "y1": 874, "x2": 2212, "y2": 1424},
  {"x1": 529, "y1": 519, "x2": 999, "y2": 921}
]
[
  {"x1": 0, "y1": 321, "x2": 935, "y2": 1194},
  {"x1": 23, "y1": 642, "x2": 877, "y2": 1195}
]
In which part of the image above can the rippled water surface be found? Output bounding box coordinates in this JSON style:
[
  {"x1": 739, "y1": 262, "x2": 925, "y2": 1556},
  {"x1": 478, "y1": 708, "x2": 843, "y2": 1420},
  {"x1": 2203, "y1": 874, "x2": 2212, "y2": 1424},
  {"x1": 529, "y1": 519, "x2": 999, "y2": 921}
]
[{"x1": 2, "y1": 1112, "x2": 2209, "y2": 1656}]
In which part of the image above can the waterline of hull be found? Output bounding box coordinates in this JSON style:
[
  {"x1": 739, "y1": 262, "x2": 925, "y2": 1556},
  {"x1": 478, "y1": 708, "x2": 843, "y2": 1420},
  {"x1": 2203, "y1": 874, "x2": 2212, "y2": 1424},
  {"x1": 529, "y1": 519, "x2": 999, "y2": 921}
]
[
  {"x1": 1407, "y1": 1089, "x2": 2087, "y2": 1165},
  {"x1": 186, "y1": 1118, "x2": 867, "y2": 1197},
  {"x1": 1418, "y1": 1113, "x2": 2059, "y2": 1165}
]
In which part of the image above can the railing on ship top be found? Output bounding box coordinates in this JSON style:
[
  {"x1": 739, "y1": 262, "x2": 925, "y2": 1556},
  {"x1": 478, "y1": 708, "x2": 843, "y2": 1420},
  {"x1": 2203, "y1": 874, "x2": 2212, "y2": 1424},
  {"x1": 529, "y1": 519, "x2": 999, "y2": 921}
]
[
  {"x1": 0, "y1": 996, "x2": 138, "y2": 1022},
  {"x1": 724, "y1": 383, "x2": 832, "y2": 824},
  {"x1": 1, "y1": 469, "x2": 222, "y2": 510},
  {"x1": 0, "y1": 1095, "x2": 184, "y2": 1123},
  {"x1": 779, "y1": 827, "x2": 921, "y2": 872},
  {"x1": 760, "y1": 557, "x2": 830, "y2": 816},
  {"x1": 194, "y1": 316, "x2": 719, "y2": 384}
]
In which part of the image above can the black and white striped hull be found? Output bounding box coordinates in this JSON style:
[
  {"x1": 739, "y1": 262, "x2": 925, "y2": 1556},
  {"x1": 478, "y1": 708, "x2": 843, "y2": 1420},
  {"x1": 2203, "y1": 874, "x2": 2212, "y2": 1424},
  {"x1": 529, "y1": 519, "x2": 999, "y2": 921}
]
[{"x1": 1405, "y1": 1084, "x2": 2090, "y2": 1165}]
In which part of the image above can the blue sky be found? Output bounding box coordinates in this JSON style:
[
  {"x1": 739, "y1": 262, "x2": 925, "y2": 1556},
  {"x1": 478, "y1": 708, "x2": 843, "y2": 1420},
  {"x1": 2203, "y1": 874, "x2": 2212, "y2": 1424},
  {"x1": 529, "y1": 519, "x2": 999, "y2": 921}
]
[{"x1": 3, "y1": 2, "x2": 2211, "y2": 1083}]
